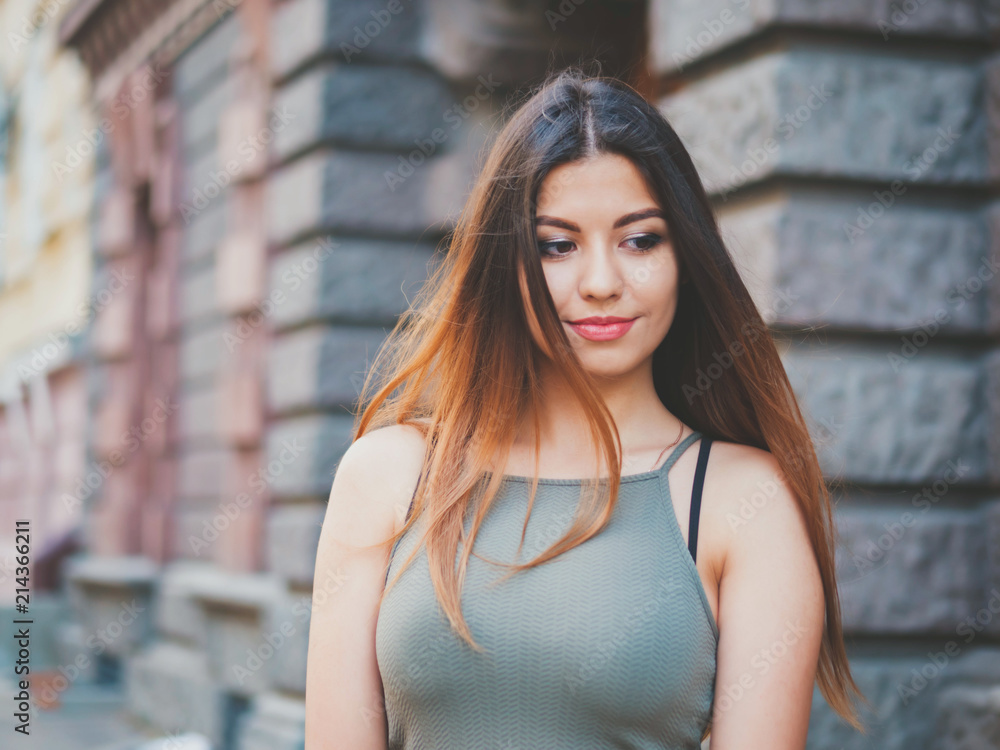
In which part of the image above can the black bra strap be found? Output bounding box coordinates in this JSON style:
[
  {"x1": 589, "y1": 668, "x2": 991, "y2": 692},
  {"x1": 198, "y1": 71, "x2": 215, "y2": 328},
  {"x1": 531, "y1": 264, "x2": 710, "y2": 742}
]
[{"x1": 688, "y1": 437, "x2": 712, "y2": 564}]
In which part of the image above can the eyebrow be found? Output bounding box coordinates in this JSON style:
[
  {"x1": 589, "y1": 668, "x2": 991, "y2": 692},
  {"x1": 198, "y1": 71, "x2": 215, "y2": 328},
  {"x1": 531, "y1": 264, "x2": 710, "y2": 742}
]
[{"x1": 535, "y1": 207, "x2": 667, "y2": 232}]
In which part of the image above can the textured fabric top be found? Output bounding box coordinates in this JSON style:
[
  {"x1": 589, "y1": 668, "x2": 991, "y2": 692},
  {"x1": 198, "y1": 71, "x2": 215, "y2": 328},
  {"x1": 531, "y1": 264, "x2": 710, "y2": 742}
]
[{"x1": 375, "y1": 430, "x2": 719, "y2": 749}]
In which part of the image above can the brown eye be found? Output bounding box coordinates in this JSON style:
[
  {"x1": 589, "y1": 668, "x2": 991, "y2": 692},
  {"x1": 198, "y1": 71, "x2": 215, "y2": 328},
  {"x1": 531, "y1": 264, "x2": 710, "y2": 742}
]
[
  {"x1": 538, "y1": 240, "x2": 574, "y2": 257},
  {"x1": 625, "y1": 233, "x2": 662, "y2": 252}
]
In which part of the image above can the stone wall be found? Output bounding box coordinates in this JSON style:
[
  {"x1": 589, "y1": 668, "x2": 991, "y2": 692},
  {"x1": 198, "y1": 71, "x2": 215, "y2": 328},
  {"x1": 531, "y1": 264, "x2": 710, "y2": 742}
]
[{"x1": 653, "y1": 0, "x2": 1000, "y2": 746}]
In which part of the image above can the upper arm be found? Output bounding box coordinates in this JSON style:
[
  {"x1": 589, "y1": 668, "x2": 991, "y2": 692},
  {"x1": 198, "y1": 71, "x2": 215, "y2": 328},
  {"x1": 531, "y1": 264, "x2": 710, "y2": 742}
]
[
  {"x1": 708, "y1": 446, "x2": 826, "y2": 750},
  {"x1": 304, "y1": 424, "x2": 428, "y2": 750}
]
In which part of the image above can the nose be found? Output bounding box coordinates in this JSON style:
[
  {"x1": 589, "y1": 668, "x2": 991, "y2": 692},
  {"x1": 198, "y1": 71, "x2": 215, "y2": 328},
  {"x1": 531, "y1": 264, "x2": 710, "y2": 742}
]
[{"x1": 577, "y1": 243, "x2": 625, "y2": 302}]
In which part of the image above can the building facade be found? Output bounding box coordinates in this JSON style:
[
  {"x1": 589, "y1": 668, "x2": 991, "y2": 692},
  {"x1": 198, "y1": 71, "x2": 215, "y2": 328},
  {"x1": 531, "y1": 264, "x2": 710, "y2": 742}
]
[
  {"x1": 0, "y1": 0, "x2": 96, "y2": 705},
  {"x1": 0, "y1": 0, "x2": 996, "y2": 748}
]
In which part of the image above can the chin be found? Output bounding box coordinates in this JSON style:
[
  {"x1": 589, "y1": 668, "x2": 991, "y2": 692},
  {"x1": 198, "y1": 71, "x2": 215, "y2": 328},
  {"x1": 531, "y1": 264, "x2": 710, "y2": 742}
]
[{"x1": 577, "y1": 357, "x2": 637, "y2": 380}]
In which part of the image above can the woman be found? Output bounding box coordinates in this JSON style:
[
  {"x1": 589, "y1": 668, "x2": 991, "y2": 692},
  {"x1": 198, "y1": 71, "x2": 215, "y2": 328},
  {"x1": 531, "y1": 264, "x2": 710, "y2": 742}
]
[{"x1": 305, "y1": 67, "x2": 871, "y2": 749}]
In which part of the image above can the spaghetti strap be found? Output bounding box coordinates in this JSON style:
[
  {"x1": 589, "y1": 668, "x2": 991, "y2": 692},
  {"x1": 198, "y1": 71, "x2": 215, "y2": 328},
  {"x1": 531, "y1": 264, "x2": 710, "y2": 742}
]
[
  {"x1": 688, "y1": 436, "x2": 712, "y2": 564},
  {"x1": 655, "y1": 429, "x2": 703, "y2": 476}
]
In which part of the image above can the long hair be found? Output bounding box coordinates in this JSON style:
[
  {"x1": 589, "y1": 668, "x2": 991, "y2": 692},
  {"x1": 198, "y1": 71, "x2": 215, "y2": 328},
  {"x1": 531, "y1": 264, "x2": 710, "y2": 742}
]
[{"x1": 352, "y1": 66, "x2": 871, "y2": 735}]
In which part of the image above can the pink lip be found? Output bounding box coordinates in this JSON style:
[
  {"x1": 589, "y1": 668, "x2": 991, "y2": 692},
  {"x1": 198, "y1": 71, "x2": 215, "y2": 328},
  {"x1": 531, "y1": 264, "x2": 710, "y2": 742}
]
[{"x1": 567, "y1": 317, "x2": 637, "y2": 341}]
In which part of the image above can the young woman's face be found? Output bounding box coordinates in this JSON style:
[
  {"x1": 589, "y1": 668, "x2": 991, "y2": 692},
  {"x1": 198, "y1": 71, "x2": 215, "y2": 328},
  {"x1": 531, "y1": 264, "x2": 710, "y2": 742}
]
[{"x1": 533, "y1": 152, "x2": 680, "y2": 380}]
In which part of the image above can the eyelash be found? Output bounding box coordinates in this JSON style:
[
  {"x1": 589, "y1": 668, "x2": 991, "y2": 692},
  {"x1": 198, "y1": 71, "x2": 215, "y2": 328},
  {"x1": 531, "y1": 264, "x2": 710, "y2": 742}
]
[{"x1": 537, "y1": 233, "x2": 664, "y2": 258}]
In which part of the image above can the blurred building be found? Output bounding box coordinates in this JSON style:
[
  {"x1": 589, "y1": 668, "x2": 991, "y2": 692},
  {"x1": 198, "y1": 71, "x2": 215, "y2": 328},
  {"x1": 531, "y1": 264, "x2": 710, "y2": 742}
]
[
  {"x1": 0, "y1": 0, "x2": 995, "y2": 748},
  {"x1": 0, "y1": 0, "x2": 96, "y2": 705}
]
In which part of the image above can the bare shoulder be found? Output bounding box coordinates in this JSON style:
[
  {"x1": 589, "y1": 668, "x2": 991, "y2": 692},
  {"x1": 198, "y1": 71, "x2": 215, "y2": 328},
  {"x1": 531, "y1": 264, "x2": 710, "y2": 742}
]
[
  {"x1": 305, "y1": 421, "x2": 430, "y2": 747},
  {"x1": 700, "y1": 439, "x2": 814, "y2": 572},
  {"x1": 326, "y1": 422, "x2": 430, "y2": 540},
  {"x1": 697, "y1": 439, "x2": 825, "y2": 746},
  {"x1": 343, "y1": 422, "x2": 429, "y2": 476}
]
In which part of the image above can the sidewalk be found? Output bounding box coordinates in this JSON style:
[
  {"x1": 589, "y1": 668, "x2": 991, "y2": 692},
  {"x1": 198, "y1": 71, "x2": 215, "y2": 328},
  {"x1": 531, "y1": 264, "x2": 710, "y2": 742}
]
[{"x1": 0, "y1": 674, "x2": 207, "y2": 750}]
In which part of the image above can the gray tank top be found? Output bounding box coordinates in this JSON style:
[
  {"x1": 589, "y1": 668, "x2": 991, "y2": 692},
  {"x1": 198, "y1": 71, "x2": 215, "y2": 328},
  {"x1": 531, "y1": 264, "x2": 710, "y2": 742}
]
[{"x1": 376, "y1": 430, "x2": 718, "y2": 749}]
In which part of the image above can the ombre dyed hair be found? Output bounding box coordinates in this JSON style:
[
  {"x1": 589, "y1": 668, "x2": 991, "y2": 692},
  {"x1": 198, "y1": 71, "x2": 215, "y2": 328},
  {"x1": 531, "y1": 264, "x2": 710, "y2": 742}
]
[{"x1": 353, "y1": 66, "x2": 870, "y2": 735}]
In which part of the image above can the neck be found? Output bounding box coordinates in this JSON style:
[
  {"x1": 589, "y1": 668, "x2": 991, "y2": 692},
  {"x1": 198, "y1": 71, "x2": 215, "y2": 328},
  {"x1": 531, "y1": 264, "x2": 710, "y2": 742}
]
[{"x1": 516, "y1": 357, "x2": 683, "y2": 454}]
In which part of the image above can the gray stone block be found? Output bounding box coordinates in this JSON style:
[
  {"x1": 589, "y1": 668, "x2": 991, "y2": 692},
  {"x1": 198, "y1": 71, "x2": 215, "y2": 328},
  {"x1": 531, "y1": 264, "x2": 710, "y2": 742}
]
[
  {"x1": 184, "y1": 568, "x2": 285, "y2": 696},
  {"x1": 181, "y1": 197, "x2": 226, "y2": 266},
  {"x1": 988, "y1": 499, "x2": 1000, "y2": 590},
  {"x1": 177, "y1": 447, "x2": 230, "y2": 500},
  {"x1": 265, "y1": 415, "x2": 354, "y2": 499},
  {"x1": 266, "y1": 153, "x2": 325, "y2": 248},
  {"x1": 988, "y1": 350, "x2": 1000, "y2": 477},
  {"x1": 650, "y1": 0, "x2": 760, "y2": 73},
  {"x1": 272, "y1": 63, "x2": 455, "y2": 160},
  {"x1": 180, "y1": 73, "x2": 235, "y2": 160},
  {"x1": 0, "y1": 593, "x2": 67, "y2": 670},
  {"x1": 266, "y1": 147, "x2": 471, "y2": 248},
  {"x1": 176, "y1": 13, "x2": 241, "y2": 104},
  {"x1": 53, "y1": 621, "x2": 100, "y2": 684},
  {"x1": 179, "y1": 318, "x2": 227, "y2": 385},
  {"x1": 835, "y1": 506, "x2": 996, "y2": 636},
  {"x1": 235, "y1": 691, "x2": 306, "y2": 750},
  {"x1": 64, "y1": 556, "x2": 158, "y2": 659},
  {"x1": 782, "y1": 345, "x2": 990, "y2": 483},
  {"x1": 933, "y1": 684, "x2": 1000, "y2": 748},
  {"x1": 178, "y1": 382, "x2": 221, "y2": 445},
  {"x1": 662, "y1": 49, "x2": 989, "y2": 196},
  {"x1": 125, "y1": 640, "x2": 226, "y2": 746},
  {"x1": 179, "y1": 260, "x2": 219, "y2": 327},
  {"x1": 265, "y1": 503, "x2": 325, "y2": 586},
  {"x1": 181, "y1": 147, "x2": 233, "y2": 225},
  {"x1": 267, "y1": 325, "x2": 388, "y2": 415},
  {"x1": 270, "y1": 0, "x2": 426, "y2": 82},
  {"x1": 268, "y1": 237, "x2": 436, "y2": 329},
  {"x1": 717, "y1": 190, "x2": 998, "y2": 333},
  {"x1": 805, "y1": 650, "x2": 1000, "y2": 749},
  {"x1": 173, "y1": 505, "x2": 221, "y2": 561},
  {"x1": 652, "y1": 0, "x2": 998, "y2": 73},
  {"x1": 263, "y1": 592, "x2": 313, "y2": 694},
  {"x1": 154, "y1": 560, "x2": 216, "y2": 646}
]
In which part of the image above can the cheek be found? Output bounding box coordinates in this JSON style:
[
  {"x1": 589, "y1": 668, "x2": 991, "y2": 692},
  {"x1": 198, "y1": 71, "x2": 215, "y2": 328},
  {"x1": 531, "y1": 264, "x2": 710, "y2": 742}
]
[
  {"x1": 541, "y1": 266, "x2": 574, "y2": 313},
  {"x1": 629, "y1": 253, "x2": 679, "y2": 312}
]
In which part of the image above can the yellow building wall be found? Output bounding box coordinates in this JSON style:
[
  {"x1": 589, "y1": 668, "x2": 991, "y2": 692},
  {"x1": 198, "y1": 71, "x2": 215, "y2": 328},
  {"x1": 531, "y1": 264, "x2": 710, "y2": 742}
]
[{"x1": 0, "y1": 0, "x2": 95, "y2": 368}]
